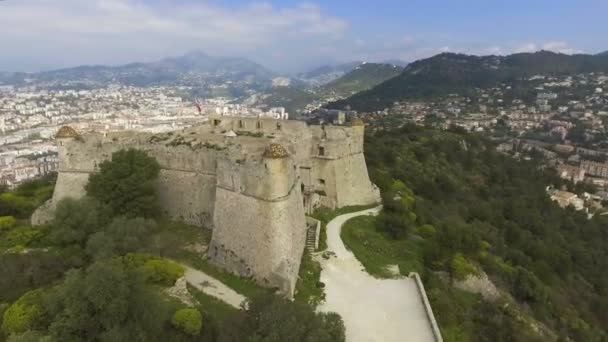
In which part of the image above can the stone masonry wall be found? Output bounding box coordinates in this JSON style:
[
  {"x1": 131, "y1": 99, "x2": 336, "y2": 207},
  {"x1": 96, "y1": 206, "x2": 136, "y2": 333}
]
[{"x1": 34, "y1": 118, "x2": 379, "y2": 296}]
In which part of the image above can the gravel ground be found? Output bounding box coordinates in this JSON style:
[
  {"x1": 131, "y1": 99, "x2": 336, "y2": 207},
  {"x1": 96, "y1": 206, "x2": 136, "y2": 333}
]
[
  {"x1": 183, "y1": 265, "x2": 247, "y2": 309},
  {"x1": 318, "y1": 207, "x2": 436, "y2": 342}
]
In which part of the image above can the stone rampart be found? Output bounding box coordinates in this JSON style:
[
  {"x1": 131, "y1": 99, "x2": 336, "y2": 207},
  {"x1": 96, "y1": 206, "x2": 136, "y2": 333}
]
[{"x1": 34, "y1": 117, "x2": 380, "y2": 296}]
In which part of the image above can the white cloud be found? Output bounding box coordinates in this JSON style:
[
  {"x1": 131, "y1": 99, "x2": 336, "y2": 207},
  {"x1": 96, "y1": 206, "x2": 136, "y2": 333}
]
[
  {"x1": 514, "y1": 43, "x2": 539, "y2": 53},
  {"x1": 0, "y1": 0, "x2": 349, "y2": 71},
  {"x1": 513, "y1": 41, "x2": 583, "y2": 55},
  {"x1": 0, "y1": 0, "x2": 590, "y2": 73},
  {"x1": 542, "y1": 41, "x2": 583, "y2": 54}
]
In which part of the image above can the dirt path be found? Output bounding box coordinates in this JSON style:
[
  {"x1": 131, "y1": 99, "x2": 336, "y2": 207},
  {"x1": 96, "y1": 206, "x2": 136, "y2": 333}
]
[
  {"x1": 318, "y1": 207, "x2": 436, "y2": 342},
  {"x1": 182, "y1": 265, "x2": 247, "y2": 309}
]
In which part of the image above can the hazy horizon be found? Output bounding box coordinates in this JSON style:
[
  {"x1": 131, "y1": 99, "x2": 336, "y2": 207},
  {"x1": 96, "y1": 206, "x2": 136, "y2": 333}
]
[{"x1": 1, "y1": 0, "x2": 607, "y2": 73}]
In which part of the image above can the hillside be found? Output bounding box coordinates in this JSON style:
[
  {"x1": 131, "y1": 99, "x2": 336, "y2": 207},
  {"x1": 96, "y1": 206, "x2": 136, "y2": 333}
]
[
  {"x1": 351, "y1": 125, "x2": 608, "y2": 341},
  {"x1": 257, "y1": 86, "x2": 318, "y2": 114},
  {"x1": 296, "y1": 61, "x2": 362, "y2": 86},
  {"x1": 328, "y1": 51, "x2": 608, "y2": 112},
  {"x1": 322, "y1": 63, "x2": 403, "y2": 97},
  {"x1": 257, "y1": 63, "x2": 401, "y2": 113}
]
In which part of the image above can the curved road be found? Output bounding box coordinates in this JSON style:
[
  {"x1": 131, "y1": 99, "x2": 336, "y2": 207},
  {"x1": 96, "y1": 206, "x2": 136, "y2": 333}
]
[{"x1": 318, "y1": 207, "x2": 436, "y2": 342}]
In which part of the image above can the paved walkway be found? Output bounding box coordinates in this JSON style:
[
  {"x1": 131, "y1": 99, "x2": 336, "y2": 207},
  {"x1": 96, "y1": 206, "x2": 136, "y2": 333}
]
[
  {"x1": 183, "y1": 265, "x2": 247, "y2": 309},
  {"x1": 318, "y1": 207, "x2": 436, "y2": 342}
]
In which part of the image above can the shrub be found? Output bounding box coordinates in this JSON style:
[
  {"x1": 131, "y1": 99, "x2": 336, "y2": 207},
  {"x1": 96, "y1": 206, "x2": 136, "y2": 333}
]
[
  {"x1": 4, "y1": 228, "x2": 44, "y2": 248},
  {"x1": 6, "y1": 330, "x2": 53, "y2": 342},
  {"x1": 171, "y1": 308, "x2": 202, "y2": 336},
  {"x1": 142, "y1": 259, "x2": 185, "y2": 286},
  {"x1": 0, "y1": 216, "x2": 16, "y2": 230},
  {"x1": 418, "y1": 224, "x2": 437, "y2": 239},
  {"x1": 0, "y1": 303, "x2": 8, "y2": 324},
  {"x1": 123, "y1": 253, "x2": 155, "y2": 268},
  {"x1": 450, "y1": 253, "x2": 479, "y2": 281},
  {"x1": 1, "y1": 290, "x2": 44, "y2": 334}
]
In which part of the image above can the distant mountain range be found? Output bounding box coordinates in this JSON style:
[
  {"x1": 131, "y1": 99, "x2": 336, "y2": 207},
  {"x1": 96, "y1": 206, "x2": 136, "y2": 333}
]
[
  {"x1": 258, "y1": 62, "x2": 403, "y2": 113},
  {"x1": 328, "y1": 51, "x2": 608, "y2": 112},
  {"x1": 0, "y1": 51, "x2": 276, "y2": 88}
]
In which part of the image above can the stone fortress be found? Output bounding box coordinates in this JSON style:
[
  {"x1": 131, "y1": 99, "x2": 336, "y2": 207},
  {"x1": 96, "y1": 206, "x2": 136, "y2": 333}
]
[{"x1": 33, "y1": 116, "x2": 380, "y2": 296}]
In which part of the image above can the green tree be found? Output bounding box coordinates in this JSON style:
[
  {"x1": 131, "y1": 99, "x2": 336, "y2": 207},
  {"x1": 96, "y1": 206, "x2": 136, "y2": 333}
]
[
  {"x1": 51, "y1": 197, "x2": 111, "y2": 247},
  {"x1": 85, "y1": 232, "x2": 116, "y2": 260},
  {"x1": 86, "y1": 149, "x2": 160, "y2": 218},
  {"x1": 45, "y1": 259, "x2": 168, "y2": 341},
  {"x1": 1, "y1": 290, "x2": 44, "y2": 335},
  {"x1": 0, "y1": 216, "x2": 16, "y2": 230},
  {"x1": 220, "y1": 294, "x2": 345, "y2": 342},
  {"x1": 171, "y1": 308, "x2": 202, "y2": 336}
]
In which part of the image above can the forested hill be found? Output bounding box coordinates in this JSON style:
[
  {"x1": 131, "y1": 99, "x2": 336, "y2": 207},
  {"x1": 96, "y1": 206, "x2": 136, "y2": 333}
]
[
  {"x1": 321, "y1": 63, "x2": 402, "y2": 97},
  {"x1": 359, "y1": 125, "x2": 608, "y2": 340},
  {"x1": 327, "y1": 51, "x2": 608, "y2": 112}
]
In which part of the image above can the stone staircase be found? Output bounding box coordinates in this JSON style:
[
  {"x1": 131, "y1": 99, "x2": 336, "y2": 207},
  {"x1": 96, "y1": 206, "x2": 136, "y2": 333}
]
[{"x1": 305, "y1": 224, "x2": 317, "y2": 252}]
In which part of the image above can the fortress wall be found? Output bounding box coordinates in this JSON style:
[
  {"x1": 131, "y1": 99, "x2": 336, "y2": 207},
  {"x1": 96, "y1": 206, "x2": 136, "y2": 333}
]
[
  {"x1": 211, "y1": 116, "x2": 308, "y2": 136},
  {"x1": 210, "y1": 157, "x2": 307, "y2": 296},
  {"x1": 52, "y1": 133, "x2": 222, "y2": 227},
  {"x1": 215, "y1": 155, "x2": 293, "y2": 201},
  {"x1": 311, "y1": 158, "x2": 339, "y2": 208},
  {"x1": 157, "y1": 170, "x2": 216, "y2": 227},
  {"x1": 53, "y1": 171, "x2": 91, "y2": 201},
  {"x1": 332, "y1": 152, "x2": 381, "y2": 207}
]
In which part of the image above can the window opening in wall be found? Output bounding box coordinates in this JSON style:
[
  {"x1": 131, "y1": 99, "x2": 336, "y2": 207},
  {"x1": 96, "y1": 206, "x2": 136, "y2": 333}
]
[
  {"x1": 318, "y1": 178, "x2": 326, "y2": 185},
  {"x1": 239, "y1": 120, "x2": 243, "y2": 128},
  {"x1": 318, "y1": 146, "x2": 325, "y2": 156},
  {"x1": 213, "y1": 119, "x2": 221, "y2": 126},
  {"x1": 257, "y1": 121, "x2": 262, "y2": 129}
]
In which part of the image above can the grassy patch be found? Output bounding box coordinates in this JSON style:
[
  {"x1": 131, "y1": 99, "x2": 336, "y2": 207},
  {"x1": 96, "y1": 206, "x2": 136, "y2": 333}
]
[
  {"x1": 294, "y1": 251, "x2": 324, "y2": 306},
  {"x1": 182, "y1": 256, "x2": 268, "y2": 299},
  {"x1": 340, "y1": 215, "x2": 424, "y2": 278},
  {"x1": 187, "y1": 284, "x2": 239, "y2": 321},
  {"x1": 310, "y1": 204, "x2": 379, "y2": 251}
]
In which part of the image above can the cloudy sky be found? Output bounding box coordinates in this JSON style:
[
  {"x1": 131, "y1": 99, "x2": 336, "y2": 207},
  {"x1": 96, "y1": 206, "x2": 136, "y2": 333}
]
[{"x1": 0, "y1": 0, "x2": 606, "y2": 73}]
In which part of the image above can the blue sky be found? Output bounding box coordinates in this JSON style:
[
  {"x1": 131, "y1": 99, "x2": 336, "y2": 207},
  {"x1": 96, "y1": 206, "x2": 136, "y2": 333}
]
[{"x1": 0, "y1": 0, "x2": 606, "y2": 73}]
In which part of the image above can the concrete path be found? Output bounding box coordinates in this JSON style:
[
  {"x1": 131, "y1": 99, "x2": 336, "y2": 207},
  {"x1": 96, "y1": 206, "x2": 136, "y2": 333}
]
[
  {"x1": 182, "y1": 265, "x2": 247, "y2": 309},
  {"x1": 318, "y1": 207, "x2": 436, "y2": 342}
]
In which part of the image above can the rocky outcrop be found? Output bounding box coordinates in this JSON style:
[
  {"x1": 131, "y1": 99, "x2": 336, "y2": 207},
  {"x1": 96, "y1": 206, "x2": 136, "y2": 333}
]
[{"x1": 453, "y1": 271, "x2": 500, "y2": 301}]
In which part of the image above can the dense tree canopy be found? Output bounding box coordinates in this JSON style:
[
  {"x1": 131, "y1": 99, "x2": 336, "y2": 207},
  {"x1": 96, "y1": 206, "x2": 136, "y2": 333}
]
[
  {"x1": 86, "y1": 149, "x2": 160, "y2": 218},
  {"x1": 364, "y1": 124, "x2": 608, "y2": 340}
]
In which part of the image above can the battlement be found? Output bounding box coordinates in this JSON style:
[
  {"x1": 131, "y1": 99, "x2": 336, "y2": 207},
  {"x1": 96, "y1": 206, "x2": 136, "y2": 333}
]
[{"x1": 34, "y1": 118, "x2": 380, "y2": 296}]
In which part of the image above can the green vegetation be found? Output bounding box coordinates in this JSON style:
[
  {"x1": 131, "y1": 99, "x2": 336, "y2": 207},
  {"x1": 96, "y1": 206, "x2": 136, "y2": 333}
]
[
  {"x1": 329, "y1": 51, "x2": 608, "y2": 112},
  {"x1": 1, "y1": 290, "x2": 44, "y2": 335},
  {"x1": 0, "y1": 148, "x2": 345, "y2": 341},
  {"x1": 261, "y1": 86, "x2": 317, "y2": 114},
  {"x1": 86, "y1": 149, "x2": 160, "y2": 218},
  {"x1": 310, "y1": 204, "x2": 379, "y2": 252},
  {"x1": 294, "y1": 251, "x2": 324, "y2": 305},
  {"x1": 348, "y1": 124, "x2": 608, "y2": 340},
  {"x1": 171, "y1": 308, "x2": 202, "y2": 336},
  {"x1": 187, "y1": 285, "x2": 239, "y2": 321},
  {"x1": 341, "y1": 215, "x2": 424, "y2": 278},
  {"x1": 219, "y1": 294, "x2": 345, "y2": 342},
  {"x1": 0, "y1": 217, "x2": 16, "y2": 230},
  {"x1": 322, "y1": 63, "x2": 402, "y2": 97},
  {"x1": 0, "y1": 174, "x2": 55, "y2": 219}
]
